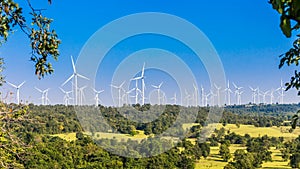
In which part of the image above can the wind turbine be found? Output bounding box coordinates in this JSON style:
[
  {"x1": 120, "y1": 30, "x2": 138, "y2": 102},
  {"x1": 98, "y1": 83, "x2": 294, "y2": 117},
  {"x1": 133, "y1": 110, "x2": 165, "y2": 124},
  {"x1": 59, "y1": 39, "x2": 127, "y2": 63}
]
[
  {"x1": 6, "y1": 81, "x2": 25, "y2": 104},
  {"x1": 35, "y1": 87, "x2": 50, "y2": 105},
  {"x1": 260, "y1": 90, "x2": 269, "y2": 104},
  {"x1": 184, "y1": 89, "x2": 192, "y2": 106},
  {"x1": 171, "y1": 93, "x2": 177, "y2": 105},
  {"x1": 122, "y1": 88, "x2": 135, "y2": 105},
  {"x1": 131, "y1": 63, "x2": 146, "y2": 105},
  {"x1": 200, "y1": 85, "x2": 205, "y2": 106},
  {"x1": 152, "y1": 82, "x2": 163, "y2": 105},
  {"x1": 62, "y1": 56, "x2": 89, "y2": 105},
  {"x1": 111, "y1": 81, "x2": 125, "y2": 107},
  {"x1": 269, "y1": 89, "x2": 275, "y2": 104},
  {"x1": 92, "y1": 88, "x2": 104, "y2": 107},
  {"x1": 236, "y1": 90, "x2": 243, "y2": 105},
  {"x1": 60, "y1": 87, "x2": 73, "y2": 106},
  {"x1": 204, "y1": 92, "x2": 211, "y2": 106},
  {"x1": 210, "y1": 90, "x2": 217, "y2": 106},
  {"x1": 224, "y1": 80, "x2": 232, "y2": 105},
  {"x1": 276, "y1": 79, "x2": 285, "y2": 104},
  {"x1": 249, "y1": 86, "x2": 258, "y2": 104},
  {"x1": 232, "y1": 82, "x2": 243, "y2": 105},
  {"x1": 193, "y1": 83, "x2": 198, "y2": 106},
  {"x1": 214, "y1": 84, "x2": 221, "y2": 106},
  {"x1": 78, "y1": 86, "x2": 87, "y2": 105}
]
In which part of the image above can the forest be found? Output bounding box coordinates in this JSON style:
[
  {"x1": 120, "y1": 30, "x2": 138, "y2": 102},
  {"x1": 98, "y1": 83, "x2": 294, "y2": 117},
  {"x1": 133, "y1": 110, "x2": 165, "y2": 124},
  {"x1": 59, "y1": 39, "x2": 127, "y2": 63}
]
[{"x1": 1, "y1": 103, "x2": 300, "y2": 168}]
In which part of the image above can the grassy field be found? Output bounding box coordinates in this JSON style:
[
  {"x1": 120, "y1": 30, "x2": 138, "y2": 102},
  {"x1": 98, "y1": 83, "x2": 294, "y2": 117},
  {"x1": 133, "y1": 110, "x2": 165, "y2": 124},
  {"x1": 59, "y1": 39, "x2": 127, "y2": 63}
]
[
  {"x1": 207, "y1": 123, "x2": 300, "y2": 139},
  {"x1": 195, "y1": 145, "x2": 290, "y2": 169},
  {"x1": 53, "y1": 124, "x2": 298, "y2": 168},
  {"x1": 52, "y1": 130, "x2": 148, "y2": 142}
]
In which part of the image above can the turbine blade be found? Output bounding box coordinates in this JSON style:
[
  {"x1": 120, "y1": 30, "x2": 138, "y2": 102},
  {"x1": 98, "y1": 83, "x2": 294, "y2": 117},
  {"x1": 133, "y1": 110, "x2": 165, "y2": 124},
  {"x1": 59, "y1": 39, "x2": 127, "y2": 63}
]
[
  {"x1": 141, "y1": 62, "x2": 145, "y2": 77},
  {"x1": 18, "y1": 81, "x2": 26, "y2": 88},
  {"x1": 77, "y1": 74, "x2": 89, "y2": 80},
  {"x1": 62, "y1": 74, "x2": 74, "y2": 86},
  {"x1": 35, "y1": 87, "x2": 42, "y2": 93},
  {"x1": 6, "y1": 81, "x2": 17, "y2": 88},
  {"x1": 71, "y1": 55, "x2": 76, "y2": 73}
]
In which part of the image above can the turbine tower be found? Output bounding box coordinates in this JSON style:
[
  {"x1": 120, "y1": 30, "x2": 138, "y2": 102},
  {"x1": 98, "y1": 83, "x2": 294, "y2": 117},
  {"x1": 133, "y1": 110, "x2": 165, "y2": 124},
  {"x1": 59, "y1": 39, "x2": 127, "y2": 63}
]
[
  {"x1": 78, "y1": 86, "x2": 87, "y2": 105},
  {"x1": 214, "y1": 84, "x2": 221, "y2": 106},
  {"x1": 269, "y1": 89, "x2": 275, "y2": 104},
  {"x1": 131, "y1": 63, "x2": 146, "y2": 105},
  {"x1": 92, "y1": 88, "x2": 104, "y2": 107},
  {"x1": 152, "y1": 82, "x2": 163, "y2": 105},
  {"x1": 249, "y1": 86, "x2": 258, "y2": 104},
  {"x1": 7, "y1": 81, "x2": 25, "y2": 104},
  {"x1": 62, "y1": 56, "x2": 89, "y2": 105},
  {"x1": 193, "y1": 83, "x2": 198, "y2": 106},
  {"x1": 200, "y1": 85, "x2": 205, "y2": 106},
  {"x1": 260, "y1": 90, "x2": 269, "y2": 104},
  {"x1": 111, "y1": 81, "x2": 125, "y2": 107},
  {"x1": 276, "y1": 79, "x2": 285, "y2": 104},
  {"x1": 60, "y1": 87, "x2": 73, "y2": 106},
  {"x1": 184, "y1": 89, "x2": 192, "y2": 106},
  {"x1": 236, "y1": 90, "x2": 243, "y2": 105},
  {"x1": 224, "y1": 80, "x2": 232, "y2": 105},
  {"x1": 232, "y1": 82, "x2": 243, "y2": 105},
  {"x1": 35, "y1": 87, "x2": 50, "y2": 105},
  {"x1": 122, "y1": 88, "x2": 135, "y2": 105},
  {"x1": 171, "y1": 93, "x2": 177, "y2": 105}
]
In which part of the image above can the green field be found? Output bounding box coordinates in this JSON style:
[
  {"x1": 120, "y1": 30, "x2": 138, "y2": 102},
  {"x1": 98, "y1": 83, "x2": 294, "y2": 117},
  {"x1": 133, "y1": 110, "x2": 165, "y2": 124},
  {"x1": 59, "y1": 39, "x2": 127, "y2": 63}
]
[
  {"x1": 195, "y1": 145, "x2": 290, "y2": 169},
  {"x1": 54, "y1": 124, "x2": 298, "y2": 169},
  {"x1": 204, "y1": 123, "x2": 300, "y2": 139}
]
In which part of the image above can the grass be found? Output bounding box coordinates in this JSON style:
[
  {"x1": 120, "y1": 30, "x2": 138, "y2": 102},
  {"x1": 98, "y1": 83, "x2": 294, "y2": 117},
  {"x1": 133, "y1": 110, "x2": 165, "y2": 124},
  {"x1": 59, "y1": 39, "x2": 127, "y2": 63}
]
[
  {"x1": 204, "y1": 123, "x2": 300, "y2": 139},
  {"x1": 52, "y1": 130, "x2": 149, "y2": 142},
  {"x1": 195, "y1": 144, "x2": 291, "y2": 169},
  {"x1": 53, "y1": 124, "x2": 297, "y2": 168}
]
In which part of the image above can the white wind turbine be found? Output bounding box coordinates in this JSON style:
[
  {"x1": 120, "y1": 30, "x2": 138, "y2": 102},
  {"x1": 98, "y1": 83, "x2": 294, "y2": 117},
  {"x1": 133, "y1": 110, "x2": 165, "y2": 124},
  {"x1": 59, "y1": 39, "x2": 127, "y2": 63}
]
[
  {"x1": 35, "y1": 87, "x2": 50, "y2": 105},
  {"x1": 131, "y1": 63, "x2": 146, "y2": 105},
  {"x1": 204, "y1": 92, "x2": 211, "y2": 106},
  {"x1": 92, "y1": 88, "x2": 104, "y2": 107},
  {"x1": 269, "y1": 89, "x2": 275, "y2": 104},
  {"x1": 224, "y1": 80, "x2": 232, "y2": 105},
  {"x1": 232, "y1": 82, "x2": 243, "y2": 105},
  {"x1": 60, "y1": 87, "x2": 73, "y2": 106},
  {"x1": 260, "y1": 90, "x2": 269, "y2": 104},
  {"x1": 111, "y1": 81, "x2": 125, "y2": 107},
  {"x1": 249, "y1": 86, "x2": 258, "y2": 104},
  {"x1": 122, "y1": 88, "x2": 135, "y2": 105},
  {"x1": 193, "y1": 83, "x2": 198, "y2": 106},
  {"x1": 78, "y1": 86, "x2": 87, "y2": 105},
  {"x1": 7, "y1": 81, "x2": 25, "y2": 104},
  {"x1": 214, "y1": 84, "x2": 221, "y2": 106},
  {"x1": 171, "y1": 93, "x2": 177, "y2": 105},
  {"x1": 152, "y1": 82, "x2": 163, "y2": 105},
  {"x1": 62, "y1": 56, "x2": 89, "y2": 105},
  {"x1": 210, "y1": 90, "x2": 217, "y2": 106},
  {"x1": 276, "y1": 79, "x2": 285, "y2": 104},
  {"x1": 184, "y1": 89, "x2": 192, "y2": 106},
  {"x1": 236, "y1": 90, "x2": 243, "y2": 105},
  {"x1": 200, "y1": 85, "x2": 205, "y2": 106}
]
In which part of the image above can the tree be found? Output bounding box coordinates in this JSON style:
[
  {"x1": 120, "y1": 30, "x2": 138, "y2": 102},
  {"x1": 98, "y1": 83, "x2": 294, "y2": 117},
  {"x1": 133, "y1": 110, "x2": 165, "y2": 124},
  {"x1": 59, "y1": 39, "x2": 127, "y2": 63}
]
[
  {"x1": 219, "y1": 143, "x2": 231, "y2": 162},
  {"x1": 269, "y1": 0, "x2": 300, "y2": 94},
  {"x1": 0, "y1": 0, "x2": 60, "y2": 81},
  {"x1": 290, "y1": 152, "x2": 300, "y2": 168}
]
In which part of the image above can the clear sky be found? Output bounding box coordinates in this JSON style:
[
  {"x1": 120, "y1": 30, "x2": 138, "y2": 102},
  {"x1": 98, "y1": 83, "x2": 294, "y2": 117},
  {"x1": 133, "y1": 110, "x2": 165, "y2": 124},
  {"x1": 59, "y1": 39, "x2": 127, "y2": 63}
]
[{"x1": 0, "y1": 0, "x2": 299, "y2": 105}]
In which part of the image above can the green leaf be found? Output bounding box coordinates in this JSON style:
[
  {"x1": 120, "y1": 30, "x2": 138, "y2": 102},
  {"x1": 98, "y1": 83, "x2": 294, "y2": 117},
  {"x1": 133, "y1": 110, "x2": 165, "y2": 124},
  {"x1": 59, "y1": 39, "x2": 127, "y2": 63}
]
[{"x1": 280, "y1": 15, "x2": 292, "y2": 37}]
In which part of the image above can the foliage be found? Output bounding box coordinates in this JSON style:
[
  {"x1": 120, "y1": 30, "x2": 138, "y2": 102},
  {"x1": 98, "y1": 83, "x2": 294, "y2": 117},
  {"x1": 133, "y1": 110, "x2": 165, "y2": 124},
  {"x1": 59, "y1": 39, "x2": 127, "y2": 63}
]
[
  {"x1": 0, "y1": 0, "x2": 60, "y2": 79},
  {"x1": 270, "y1": 0, "x2": 300, "y2": 94},
  {"x1": 219, "y1": 142, "x2": 231, "y2": 162}
]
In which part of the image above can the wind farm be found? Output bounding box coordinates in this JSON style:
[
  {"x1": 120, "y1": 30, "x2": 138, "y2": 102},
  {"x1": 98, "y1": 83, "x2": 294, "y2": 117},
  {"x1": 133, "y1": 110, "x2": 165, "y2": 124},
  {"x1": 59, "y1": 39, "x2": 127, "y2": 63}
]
[{"x1": 1, "y1": 59, "x2": 293, "y2": 107}]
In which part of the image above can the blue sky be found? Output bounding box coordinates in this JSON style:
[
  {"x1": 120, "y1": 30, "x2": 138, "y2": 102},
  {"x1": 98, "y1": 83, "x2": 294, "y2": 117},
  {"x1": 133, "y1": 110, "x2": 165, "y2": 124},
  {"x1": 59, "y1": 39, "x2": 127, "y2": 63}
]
[{"x1": 0, "y1": 0, "x2": 299, "y2": 105}]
